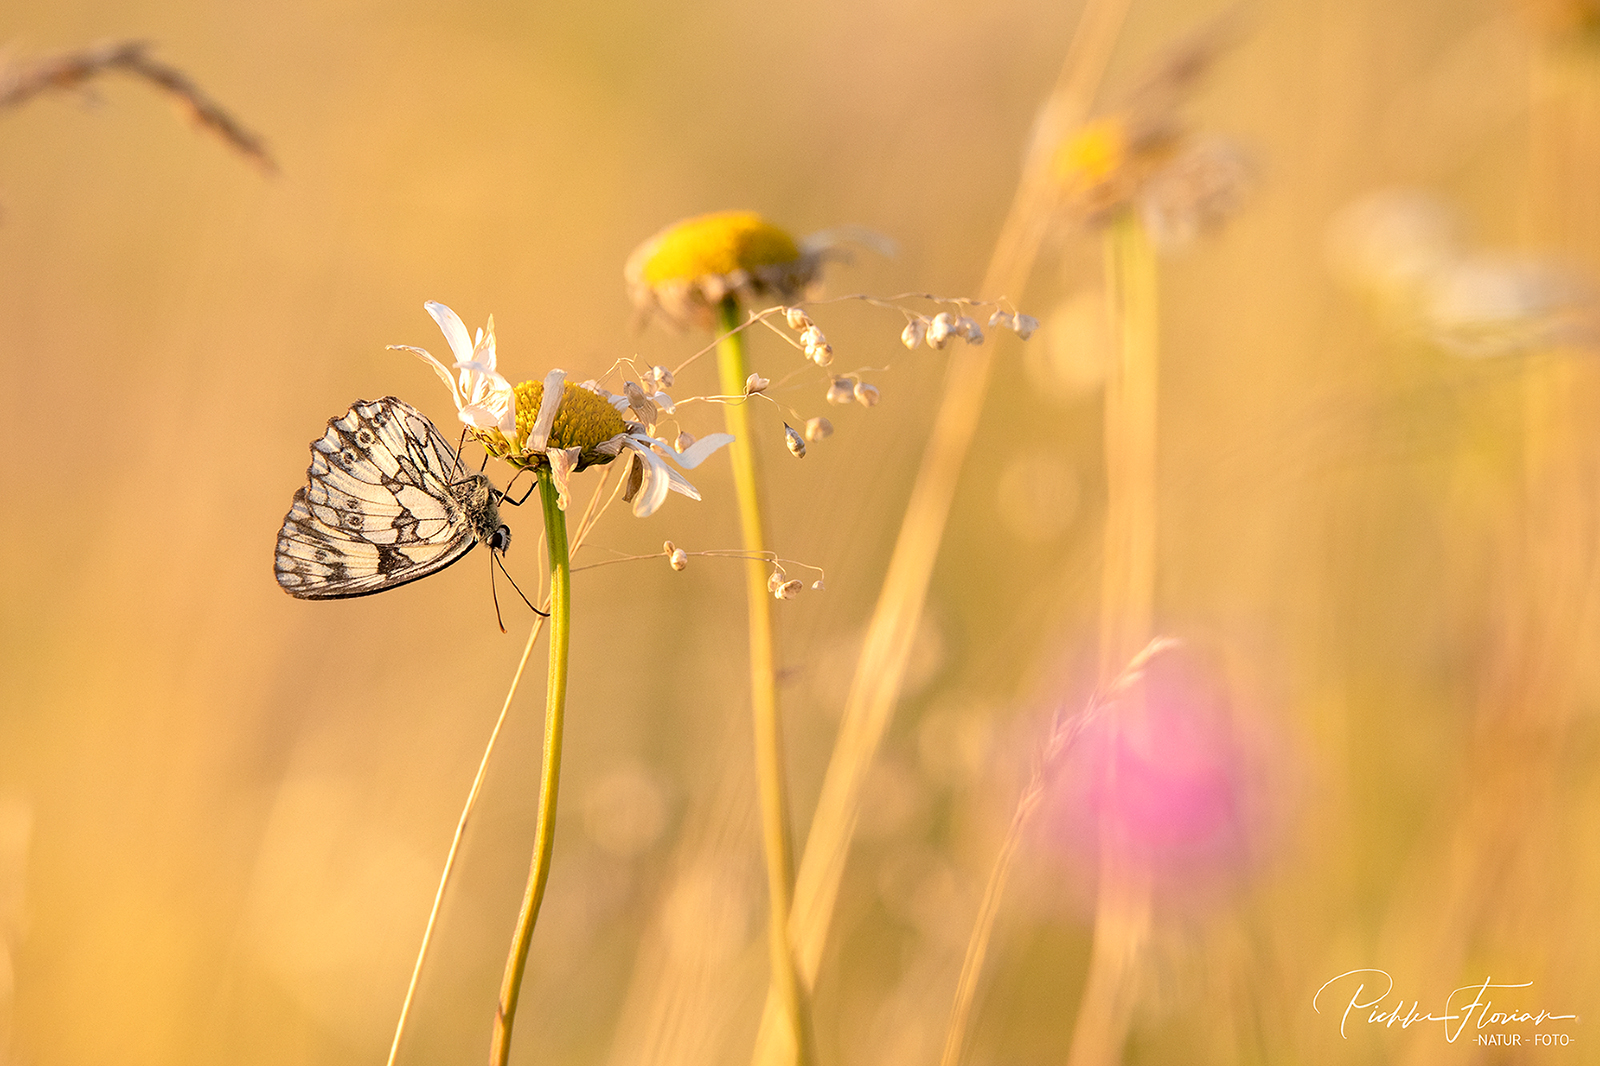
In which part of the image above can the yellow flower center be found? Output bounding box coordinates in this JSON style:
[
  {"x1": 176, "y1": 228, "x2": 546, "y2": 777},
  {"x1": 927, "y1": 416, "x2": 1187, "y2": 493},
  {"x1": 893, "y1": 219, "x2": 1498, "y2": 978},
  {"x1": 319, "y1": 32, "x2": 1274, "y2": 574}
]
[
  {"x1": 639, "y1": 210, "x2": 803, "y2": 284},
  {"x1": 1052, "y1": 118, "x2": 1129, "y2": 187},
  {"x1": 510, "y1": 380, "x2": 629, "y2": 457}
]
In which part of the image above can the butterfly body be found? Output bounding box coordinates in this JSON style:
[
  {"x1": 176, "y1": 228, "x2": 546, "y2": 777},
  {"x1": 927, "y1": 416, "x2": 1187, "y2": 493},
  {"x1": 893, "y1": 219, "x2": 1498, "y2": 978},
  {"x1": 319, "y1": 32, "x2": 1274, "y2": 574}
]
[{"x1": 275, "y1": 396, "x2": 509, "y2": 599}]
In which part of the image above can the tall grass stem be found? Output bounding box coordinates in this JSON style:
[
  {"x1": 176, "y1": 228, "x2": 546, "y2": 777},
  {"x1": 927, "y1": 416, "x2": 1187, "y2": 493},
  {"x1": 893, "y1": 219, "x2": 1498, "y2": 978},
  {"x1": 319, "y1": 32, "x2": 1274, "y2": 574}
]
[{"x1": 714, "y1": 296, "x2": 815, "y2": 1066}]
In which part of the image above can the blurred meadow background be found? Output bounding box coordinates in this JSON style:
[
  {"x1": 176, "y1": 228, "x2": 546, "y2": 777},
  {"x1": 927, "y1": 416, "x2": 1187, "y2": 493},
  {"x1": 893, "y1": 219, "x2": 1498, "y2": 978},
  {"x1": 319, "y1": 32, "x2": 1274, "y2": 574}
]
[{"x1": 3, "y1": 0, "x2": 1600, "y2": 1063}]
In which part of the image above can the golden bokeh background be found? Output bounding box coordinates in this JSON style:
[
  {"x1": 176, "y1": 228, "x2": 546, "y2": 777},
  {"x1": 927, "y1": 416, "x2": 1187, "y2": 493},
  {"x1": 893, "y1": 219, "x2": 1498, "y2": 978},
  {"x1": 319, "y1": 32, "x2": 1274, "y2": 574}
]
[{"x1": 2, "y1": 0, "x2": 1597, "y2": 1064}]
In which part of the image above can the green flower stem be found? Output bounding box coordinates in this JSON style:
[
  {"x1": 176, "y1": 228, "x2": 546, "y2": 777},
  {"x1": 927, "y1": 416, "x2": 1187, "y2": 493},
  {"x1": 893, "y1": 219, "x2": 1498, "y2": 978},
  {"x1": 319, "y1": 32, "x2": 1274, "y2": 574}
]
[
  {"x1": 489, "y1": 465, "x2": 570, "y2": 1066},
  {"x1": 714, "y1": 296, "x2": 816, "y2": 1066}
]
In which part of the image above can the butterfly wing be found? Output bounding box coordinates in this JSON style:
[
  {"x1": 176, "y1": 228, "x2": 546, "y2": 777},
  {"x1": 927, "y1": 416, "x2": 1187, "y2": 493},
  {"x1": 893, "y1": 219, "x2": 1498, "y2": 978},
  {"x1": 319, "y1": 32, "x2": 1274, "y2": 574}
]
[{"x1": 275, "y1": 397, "x2": 482, "y2": 599}]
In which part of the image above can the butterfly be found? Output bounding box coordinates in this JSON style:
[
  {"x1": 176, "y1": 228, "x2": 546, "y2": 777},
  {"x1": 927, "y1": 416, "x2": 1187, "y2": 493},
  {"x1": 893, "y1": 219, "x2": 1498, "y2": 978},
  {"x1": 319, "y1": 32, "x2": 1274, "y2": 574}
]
[{"x1": 275, "y1": 396, "x2": 523, "y2": 602}]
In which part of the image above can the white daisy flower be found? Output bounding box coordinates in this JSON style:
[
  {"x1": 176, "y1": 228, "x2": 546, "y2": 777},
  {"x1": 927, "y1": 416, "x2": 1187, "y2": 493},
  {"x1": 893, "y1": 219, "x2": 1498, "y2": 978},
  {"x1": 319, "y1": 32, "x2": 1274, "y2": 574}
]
[{"x1": 391, "y1": 301, "x2": 516, "y2": 435}]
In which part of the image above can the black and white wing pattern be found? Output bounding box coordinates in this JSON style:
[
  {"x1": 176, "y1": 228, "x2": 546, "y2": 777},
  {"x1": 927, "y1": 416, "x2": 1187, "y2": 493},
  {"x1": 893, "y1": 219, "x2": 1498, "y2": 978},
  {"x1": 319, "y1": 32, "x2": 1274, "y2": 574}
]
[{"x1": 275, "y1": 396, "x2": 505, "y2": 599}]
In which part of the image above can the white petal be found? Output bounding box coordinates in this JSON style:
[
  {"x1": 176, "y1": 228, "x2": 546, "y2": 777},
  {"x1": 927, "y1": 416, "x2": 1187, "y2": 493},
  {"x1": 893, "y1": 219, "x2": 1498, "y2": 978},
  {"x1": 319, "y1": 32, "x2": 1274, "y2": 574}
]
[
  {"x1": 662, "y1": 464, "x2": 701, "y2": 500},
  {"x1": 527, "y1": 369, "x2": 567, "y2": 453},
  {"x1": 391, "y1": 344, "x2": 464, "y2": 408},
  {"x1": 668, "y1": 432, "x2": 735, "y2": 469},
  {"x1": 459, "y1": 403, "x2": 506, "y2": 430},
  {"x1": 454, "y1": 360, "x2": 511, "y2": 409},
  {"x1": 476, "y1": 314, "x2": 498, "y2": 370},
  {"x1": 650, "y1": 391, "x2": 677, "y2": 415},
  {"x1": 548, "y1": 446, "x2": 581, "y2": 511},
  {"x1": 425, "y1": 301, "x2": 476, "y2": 365},
  {"x1": 620, "y1": 438, "x2": 673, "y2": 517}
]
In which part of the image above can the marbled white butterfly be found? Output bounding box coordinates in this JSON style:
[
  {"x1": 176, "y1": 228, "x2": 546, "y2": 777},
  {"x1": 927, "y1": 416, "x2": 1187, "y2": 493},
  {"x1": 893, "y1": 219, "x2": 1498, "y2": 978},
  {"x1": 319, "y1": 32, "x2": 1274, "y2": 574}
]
[{"x1": 275, "y1": 396, "x2": 513, "y2": 599}]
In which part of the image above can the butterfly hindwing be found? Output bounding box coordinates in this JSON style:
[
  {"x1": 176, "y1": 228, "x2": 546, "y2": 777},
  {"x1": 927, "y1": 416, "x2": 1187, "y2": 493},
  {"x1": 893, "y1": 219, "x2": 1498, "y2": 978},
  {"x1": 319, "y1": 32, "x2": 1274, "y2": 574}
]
[{"x1": 275, "y1": 397, "x2": 497, "y2": 600}]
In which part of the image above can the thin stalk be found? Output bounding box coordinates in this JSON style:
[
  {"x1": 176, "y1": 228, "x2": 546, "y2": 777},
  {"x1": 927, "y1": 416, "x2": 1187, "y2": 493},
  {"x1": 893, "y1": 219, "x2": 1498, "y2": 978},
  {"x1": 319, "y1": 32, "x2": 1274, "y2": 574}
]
[
  {"x1": 714, "y1": 295, "x2": 815, "y2": 1066},
  {"x1": 489, "y1": 465, "x2": 571, "y2": 1066},
  {"x1": 385, "y1": 615, "x2": 547, "y2": 1066},
  {"x1": 938, "y1": 639, "x2": 1174, "y2": 1066},
  {"x1": 387, "y1": 468, "x2": 613, "y2": 1066},
  {"x1": 749, "y1": 2, "x2": 1133, "y2": 1062},
  {"x1": 1064, "y1": 208, "x2": 1159, "y2": 1066},
  {"x1": 937, "y1": 775, "x2": 1043, "y2": 1066}
]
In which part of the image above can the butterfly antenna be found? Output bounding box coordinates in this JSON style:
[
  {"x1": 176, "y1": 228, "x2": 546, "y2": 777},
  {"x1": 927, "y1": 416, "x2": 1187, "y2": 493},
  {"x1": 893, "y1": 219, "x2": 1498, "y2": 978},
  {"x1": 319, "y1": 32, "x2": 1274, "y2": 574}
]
[
  {"x1": 489, "y1": 552, "x2": 508, "y2": 633},
  {"x1": 495, "y1": 551, "x2": 549, "y2": 618}
]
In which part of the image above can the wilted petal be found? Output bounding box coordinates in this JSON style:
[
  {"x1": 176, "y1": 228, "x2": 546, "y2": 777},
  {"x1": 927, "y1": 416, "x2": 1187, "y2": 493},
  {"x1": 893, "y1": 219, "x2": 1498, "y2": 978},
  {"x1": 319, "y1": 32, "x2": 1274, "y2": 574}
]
[
  {"x1": 667, "y1": 432, "x2": 735, "y2": 469},
  {"x1": 425, "y1": 301, "x2": 476, "y2": 365},
  {"x1": 620, "y1": 438, "x2": 674, "y2": 517},
  {"x1": 621, "y1": 453, "x2": 644, "y2": 503},
  {"x1": 391, "y1": 344, "x2": 462, "y2": 407},
  {"x1": 460, "y1": 403, "x2": 508, "y2": 430},
  {"x1": 548, "y1": 446, "x2": 581, "y2": 511},
  {"x1": 661, "y1": 463, "x2": 701, "y2": 500},
  {"x1": 623, "y1": 381, "x2": 658, "y2": 426},
  {"x1": 455, "y1": 360, "x2": 513, "y2": 426},
  {"x1": 527, "y1": 369, "x2": 568, "y2": 453},
  {"x1": 475, "y1": 314, "x2": 498, "y2": 370}
]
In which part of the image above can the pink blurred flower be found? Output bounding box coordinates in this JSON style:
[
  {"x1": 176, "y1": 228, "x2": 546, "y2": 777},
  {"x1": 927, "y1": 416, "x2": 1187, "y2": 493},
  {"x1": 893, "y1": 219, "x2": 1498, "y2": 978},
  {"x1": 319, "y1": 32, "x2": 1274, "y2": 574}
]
[{"x1": 1043, "y1": 642, "x2": 1266, "y2": 904}]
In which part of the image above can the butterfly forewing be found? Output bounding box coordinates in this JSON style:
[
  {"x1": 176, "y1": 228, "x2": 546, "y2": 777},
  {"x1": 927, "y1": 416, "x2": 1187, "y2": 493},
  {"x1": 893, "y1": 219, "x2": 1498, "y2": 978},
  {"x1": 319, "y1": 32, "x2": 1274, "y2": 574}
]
[{"x1": 275, "y1": 397, "x2": 500, "y2": 600}]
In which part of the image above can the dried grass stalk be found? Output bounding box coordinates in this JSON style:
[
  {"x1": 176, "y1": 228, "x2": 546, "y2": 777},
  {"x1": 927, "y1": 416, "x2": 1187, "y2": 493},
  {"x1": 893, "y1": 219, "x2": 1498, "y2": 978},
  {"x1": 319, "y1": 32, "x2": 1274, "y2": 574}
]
[{"x1": 0, "y1": 39, "x2": 276, "y2": 173}]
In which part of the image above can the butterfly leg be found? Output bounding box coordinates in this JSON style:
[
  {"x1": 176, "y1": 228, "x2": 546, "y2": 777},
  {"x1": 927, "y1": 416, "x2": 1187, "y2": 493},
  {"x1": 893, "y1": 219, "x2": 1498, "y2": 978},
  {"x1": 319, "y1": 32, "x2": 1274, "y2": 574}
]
[{"x1": 499, "y1": 468, "x2": 539, "y2": 507}]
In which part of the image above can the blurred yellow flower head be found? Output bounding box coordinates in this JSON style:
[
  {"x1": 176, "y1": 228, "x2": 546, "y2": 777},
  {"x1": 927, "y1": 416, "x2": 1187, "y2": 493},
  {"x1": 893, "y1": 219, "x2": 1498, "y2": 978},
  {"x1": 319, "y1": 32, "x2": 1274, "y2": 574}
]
[
  {"x1": 1053, "y1": 118, "x2": 1130, "y2": 190},
  {"x1": 1051, "y1": 114, "x2": 1181, "y2": 224},
  {"x1": 625, "y1": 210, "x2": 827, "y2": 329}
]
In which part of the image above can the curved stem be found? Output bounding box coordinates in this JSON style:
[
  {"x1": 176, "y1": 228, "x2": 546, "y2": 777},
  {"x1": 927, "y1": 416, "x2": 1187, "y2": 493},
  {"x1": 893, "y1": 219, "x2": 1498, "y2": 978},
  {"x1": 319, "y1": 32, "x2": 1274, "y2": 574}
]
[
  {"x1": 715, "y1": 296, "x2": 815, "y2": 1066},
  {"x1": 488, "y1": 465, "x2": 571, "y2": 1066}
]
